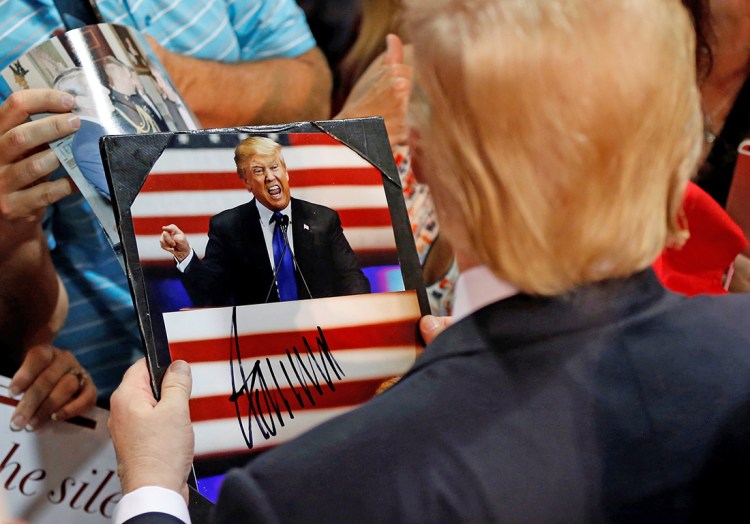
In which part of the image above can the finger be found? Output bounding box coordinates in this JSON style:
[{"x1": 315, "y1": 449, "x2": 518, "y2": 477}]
[
  {"x1": 160, "y1": 231, "x2": 176, "y2": 249},
  {"x1": 385, "y1": 34, "x2": 404, "y2": 66},
  {"x1": 419, "y1": 315, "x2": 452, "y2": 345},
  {"x1": 159, "y1": 360, "x2": 192, "y2": 412},
  {"x1": 25, "y1": 371, "x2": 84, "y2": 429},
  {"x1": 390, "y1": 76, "x2": 411, "y2": 95},
  {"x1": 51, "y1": 378, "x2": 97, "y2": 421},
  {"x1": 9, "y1": 345, "x2": 55, "y2": 396},
  {"x1": 0, "y1": 89, "x2": 75, "y2": 135},
  {"x1": 1, "y1": 148, "x2": 60, "y2": 193},
  {"x1": 163, "y1": 224, "x2": 185, "y2": 239},
  {"x1": 112, "y1": 358, "x2": 156, "y2": 407},
  {"x1": 387, "y1": 64, "x2": 413, "y2": 82},
  {"x1": 0, "y1": 112, "x2": 80, "y2": 165},
  {"x1": 0, "y1": 176, "x2": 75, "y2": 220},
  {"x1": 10, "y1": 349, "x2": 74, "y2": 430}
]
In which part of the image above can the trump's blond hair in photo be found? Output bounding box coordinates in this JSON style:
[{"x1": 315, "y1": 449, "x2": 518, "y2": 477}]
[
  {"x1": 407, "y1": 0, "x2": 703, "y2": 295},
  {"x1": 234, "y1": 136, "x2": 286, "y2": 178}
]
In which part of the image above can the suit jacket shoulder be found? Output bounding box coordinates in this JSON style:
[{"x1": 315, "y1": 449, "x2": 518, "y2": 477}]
[{"x1": 209, "y1": 271, "x2": 750, "y2": 523}]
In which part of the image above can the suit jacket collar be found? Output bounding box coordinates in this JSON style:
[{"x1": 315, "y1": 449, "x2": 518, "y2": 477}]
[
  {"x1": 290, "y1": 198, "x2": 311, "y2": 264},
  {"x1": 412, "y1": 269, "x2": 672, "y2": 372}
]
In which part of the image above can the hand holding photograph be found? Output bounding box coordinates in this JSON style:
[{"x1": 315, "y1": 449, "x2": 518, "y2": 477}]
[
  {"x1": 0, "y1": 23, "x2": 198, "y2": 250},
  {"x1": 100, "y1": 120, "x2": 429, "y2": 496}
]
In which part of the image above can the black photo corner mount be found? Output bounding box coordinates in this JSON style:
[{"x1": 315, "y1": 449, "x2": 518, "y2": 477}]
[
  {"x1": 100, "y1": 118, "x2": 430, "y2": 402},
  {"x1": 100, "y1": 131, "x2": 176, "y2": 396}
]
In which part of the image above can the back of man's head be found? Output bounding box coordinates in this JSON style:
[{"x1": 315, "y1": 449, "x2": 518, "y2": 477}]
[{"x1": 407, "y1": 0, "x2": 702, "y2": 295}]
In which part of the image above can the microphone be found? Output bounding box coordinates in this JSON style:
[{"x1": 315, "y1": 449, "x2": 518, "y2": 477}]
[
  {"x1": 280, "y1": 219, "x2": 313, "y2": 299},
  {"x1": 263, "y1": 214, "x2": 291, "y2": 303}
]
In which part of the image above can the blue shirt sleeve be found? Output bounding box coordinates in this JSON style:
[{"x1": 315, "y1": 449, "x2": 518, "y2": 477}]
[
  {"x1": 226, "y1": 0, "x2": 317, "y2": 60},
  {"x1": 95, "y1": 0, "x2": 316, "y2": 63}
]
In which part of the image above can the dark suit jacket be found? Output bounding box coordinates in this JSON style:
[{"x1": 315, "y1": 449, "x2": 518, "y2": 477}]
[
  {"x1": 180, "y1": 198, "x2": 370, "y2": 307},
  {"x1": 127, "y1": 270, "x2": 750, "y2": 523},
  {"x1": 111, "y1": 90, "x2": 167, "y2": 133}
]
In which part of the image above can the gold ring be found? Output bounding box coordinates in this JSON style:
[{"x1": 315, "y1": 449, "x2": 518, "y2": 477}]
[{"x1": 67, "y1": 368, "x2": 88, "y2": 397}]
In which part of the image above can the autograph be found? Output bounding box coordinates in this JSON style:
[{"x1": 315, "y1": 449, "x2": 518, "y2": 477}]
[{"x1": 228, "y1": 308, "x2": 345, "y2": 449}]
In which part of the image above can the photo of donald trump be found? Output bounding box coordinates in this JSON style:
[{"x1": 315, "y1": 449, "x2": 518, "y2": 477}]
[{"x1": 160, "y1": 136, "x2": 371, "y2": 307}]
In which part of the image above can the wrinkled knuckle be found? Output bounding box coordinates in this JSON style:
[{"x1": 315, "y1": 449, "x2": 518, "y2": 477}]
[
  {"x1": 0, "y1": 198, "x2": 12, "y2": 219},
  {"x1": 110, "y1": 389, "x2": 123, "y2": 407},
  {"x1": 23, "y1": 156, "x2": 45, "y2": 184},
  {"x1": 53, "y1": 115, "x2": 69, "y2": 135},
  {"x1": 55, "y1": 347, "x2": 75, "y2": 362},
  {"x1": 45, "y1": 391, "x2": 67, "y2": 413},
  {"x1": 35, "y1": 345, "x2": 56, "y2": 366},
  {"x1": 37, "y1": 372, "x2": 58, "y2": 393},
  {"x1": 6, "y1": 92, "x2": 29, "y2": 116},
  {"x1": 7, "y1": 127, "x2": 26, "y2": 149},
  {"x1": 39, "y1": 183, "x2": 61, "y2": 206}
]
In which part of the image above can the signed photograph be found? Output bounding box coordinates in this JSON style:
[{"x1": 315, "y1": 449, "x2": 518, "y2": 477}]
[
  {"x1": 0, "y1": 23, "x2": 197, "y2": 248},
  {"x1": 101, "y1": 125, "x2": 429, "y2": 498}
]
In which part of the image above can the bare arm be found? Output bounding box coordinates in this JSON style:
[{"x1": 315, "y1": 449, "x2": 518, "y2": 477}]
[
  {"x1": 0, "y1": 89, "x2": 96, "y2": 427},
  {"x1": 729, "y1": 253, "x2": 750, "y2": 292},
  {"x1": 0, "y1": 226, "x2": 63, "y2": 350},
  {"x1": 0, "y1": 89, "x2": 78, "y2": 347},
  {"x1": 149, "y1": 39, "x2": 332, "y2": 127}
]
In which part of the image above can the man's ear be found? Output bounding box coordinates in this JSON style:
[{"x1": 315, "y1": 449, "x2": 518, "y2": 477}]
[{"x1": 238, "y1": 169, "x2": 250, "y2": 190}]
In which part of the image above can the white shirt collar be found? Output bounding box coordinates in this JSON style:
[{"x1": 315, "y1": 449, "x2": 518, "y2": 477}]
[
  {"x1": 452, "y1": 265, "x2": 519, "y2": 321},
  {"x1": 255, "y1": 198, "x2": 291, "y2": 226}
]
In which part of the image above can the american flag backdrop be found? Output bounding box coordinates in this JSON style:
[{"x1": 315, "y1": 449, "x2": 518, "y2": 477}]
[
  {"x1": 164, "y1": 291, "x2": 422, "y2": 473},
  {"x1": 131, "y1": 132, "x2": 399, "y2": 267}
]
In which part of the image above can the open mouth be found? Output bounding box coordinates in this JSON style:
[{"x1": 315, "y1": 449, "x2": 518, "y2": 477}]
[{"x1": 267, "y1": 184, "x2": 281, "y2": 198}]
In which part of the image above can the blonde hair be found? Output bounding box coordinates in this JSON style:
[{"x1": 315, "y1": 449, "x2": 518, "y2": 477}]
[
  {"x1": 406, "y1": 0, "x2": 702, "y2": 295},
  {"x1": 234, "y1": 136, "x2": 285, "y2": 177}
]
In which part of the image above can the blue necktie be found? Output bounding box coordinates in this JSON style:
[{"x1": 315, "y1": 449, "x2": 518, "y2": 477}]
[{"x1": 271, "y1": 212, "x2": 298, "y2": 301}]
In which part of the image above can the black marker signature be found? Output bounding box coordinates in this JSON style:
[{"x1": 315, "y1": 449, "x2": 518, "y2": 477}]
[{"x1": 228, "y1": 308, "x2": 345, "y2": 449}]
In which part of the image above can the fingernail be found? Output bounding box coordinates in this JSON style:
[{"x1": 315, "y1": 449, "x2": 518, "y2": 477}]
[
  {"x1": 421, "y1": 315, "x2": 441, "y2": 332},
  {"x1": 51, "y1": 412, "x2": 59, "y2": 421},
  {"x1": 170, "y1": 360, "x2": 191, "y2": 377},
  {"x1": 25, "y1": 420, "x2": 37, "y2": 432},
  {"x1": 8, "y1": 385, "x2": 20, "y2": 398},
  {"x1": 10, "y1": 415, "x2": 25, "y2": 431},
  {"x1": 68, "y1": 115, "x2": 80, "y2": 129},
  {"x1": 61, "y1": 93, "x2": 75, "y2": 108}
]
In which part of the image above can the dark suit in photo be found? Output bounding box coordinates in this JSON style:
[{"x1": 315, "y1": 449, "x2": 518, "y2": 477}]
[
  {"x1": 110, "y1": 89, "x2": 167, "y2": 133},
  {"x1": 180, "y1": 197, "x2": 371, "y2": 307}
]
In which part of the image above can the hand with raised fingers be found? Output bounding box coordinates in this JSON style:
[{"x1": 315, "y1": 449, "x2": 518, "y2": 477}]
[{"x1": 0, "y1": 89, "x2": 79, "y2": 251}]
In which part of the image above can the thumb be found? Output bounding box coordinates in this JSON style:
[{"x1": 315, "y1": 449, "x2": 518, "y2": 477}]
[
  {"x1": 385, "y1": 33, "x2": 404, "y2": 66},
  {"x1": 159, "y1": 360, "x2": 192, "y2": 408},
  {"x1": 419, "y1": 315, "x2": 452, "y2": 345}
]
